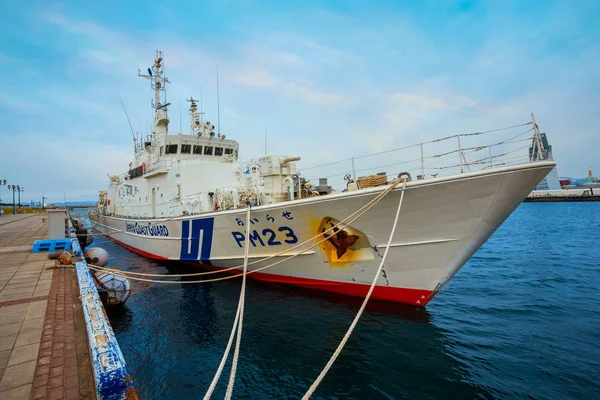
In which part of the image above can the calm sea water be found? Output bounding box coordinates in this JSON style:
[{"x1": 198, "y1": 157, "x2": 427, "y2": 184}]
[{"x1": 79, "y1": 203, "x2": 600, "y2": 399}]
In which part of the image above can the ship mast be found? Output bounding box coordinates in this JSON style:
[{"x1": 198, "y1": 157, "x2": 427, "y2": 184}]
[
  {"x1": 187, "y1": 97, "x2": 205, "y2": 135},
  {"x1": 138, "y1": 50, "x2": 170, "y2": 110},
  {"x1": 138, "y1": 50, "x2": 171, "y2": 138}
]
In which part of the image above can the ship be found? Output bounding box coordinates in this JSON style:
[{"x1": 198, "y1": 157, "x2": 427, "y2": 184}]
[{"x1": 90, "y1": 51, "x2": 556, "y2": 306}]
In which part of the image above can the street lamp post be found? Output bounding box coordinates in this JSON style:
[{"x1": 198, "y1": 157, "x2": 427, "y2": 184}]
[
  {"x1": 12, "y1": 185, "x2": 16, "y2": 214},
  {"x1": 17, "y1": 186, "x2": 24, "y2": 210},
  {"x1": 10, "y1": 185, "x2": 24, "y2": 214},
  {"x1": 0, "y1": 179, "x2": 7, "y2": 206}
]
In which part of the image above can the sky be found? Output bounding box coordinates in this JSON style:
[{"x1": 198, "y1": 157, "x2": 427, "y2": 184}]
[{"x1": 0, "y1": 0, "x2": 598, "y2": 203}]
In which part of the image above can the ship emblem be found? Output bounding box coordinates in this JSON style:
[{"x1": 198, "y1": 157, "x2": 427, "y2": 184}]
[{"x1": 322, "y1": 226, "x2": 359, "y2": 258}]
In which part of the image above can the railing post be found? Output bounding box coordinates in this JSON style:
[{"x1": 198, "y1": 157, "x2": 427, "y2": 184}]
[
  {"x1": 457, "y1": 136, "x2": 464, "y2": 173},
  {"x1": 420, "y1": 143, "x2": 425, "y2": 178},
  {"x1": 489, "y1": 145, "x2": 493, "y2": 168},
  {"x1": 531, "y1": 113, "x2": 545, "y2": 160}
]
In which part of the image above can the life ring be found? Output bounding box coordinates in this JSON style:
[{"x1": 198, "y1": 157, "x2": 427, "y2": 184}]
[{"x1": 142, "y1": 163, "x2": 146, "y2": 174}]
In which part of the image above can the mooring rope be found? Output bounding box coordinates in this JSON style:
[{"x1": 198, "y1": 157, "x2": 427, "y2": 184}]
[
  {"x1": 226, "y1": 206, "x2": 251, "y2": 399},
  {"x1": 84, "y1": 179, "x2": 406, "y2": 285},
  {"x1": 78, "y1": 179, "x2": 408, "y2": 399},
  {"x1": 85, "y1": 179, "x2": 403, "y2": 280},
  {"x1": 302, "y1": 179, "x2": 407, "y2": 399},
  {"x1": 203, "y1": 206, "x2": 252, "y2": 400}
]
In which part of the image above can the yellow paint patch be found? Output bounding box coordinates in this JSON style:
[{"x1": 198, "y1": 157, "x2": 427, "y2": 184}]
[{"x1": 314, "y1": 216, "x2": 376, "y2": 268}]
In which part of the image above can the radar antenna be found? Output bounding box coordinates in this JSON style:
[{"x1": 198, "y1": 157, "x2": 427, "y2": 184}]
[
  {"x1": 138, "y1": 50, "x2": 170, "y2": 110},
  {"x1": 187, "y1": 97, "x2": 205, "y2": 135}
]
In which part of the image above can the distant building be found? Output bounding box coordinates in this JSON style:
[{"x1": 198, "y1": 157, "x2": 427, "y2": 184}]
[{"x1": 529, "y1": 133, "x2": 561, "y2": 190}]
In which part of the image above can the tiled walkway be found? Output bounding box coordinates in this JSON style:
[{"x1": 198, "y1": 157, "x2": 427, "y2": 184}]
[{"x1": 0, "y1": 214, "x2": 94, "y2": 399}]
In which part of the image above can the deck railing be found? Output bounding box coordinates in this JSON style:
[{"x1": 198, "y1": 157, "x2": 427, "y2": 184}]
[{"x1": 299, "y1": 118, "x2": 546, "y2": 189}]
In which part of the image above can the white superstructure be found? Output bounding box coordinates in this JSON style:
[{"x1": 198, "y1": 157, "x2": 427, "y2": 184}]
[{"x1": 92, "y1": 51, "x2": 556, "y2": 306}]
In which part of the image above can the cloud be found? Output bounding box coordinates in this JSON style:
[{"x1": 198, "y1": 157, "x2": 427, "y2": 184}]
[
  {"x1": 283, "y1": 82, "x2": 342, "y2": 106},
  {"x1": 235, "y1": 68, "x2": 277, "y2": 87},
  {"x1": 390, "y1": 93, "x2": 477, "y2": 110},
  {"x1": 84, "y1": 49, "x2": 120, "y2": 64},
  {"x1": 0, "y1": 130, "x2": 132, "y2": 202},
  {"x1": 235, "y1": 68, "x2": 346, "y2": 106},
  {"x1": 1, "y1": 2, "x2": 599, "y2": 202}
]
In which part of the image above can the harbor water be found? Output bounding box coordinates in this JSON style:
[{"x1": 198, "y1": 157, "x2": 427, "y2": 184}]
[{"x1": 79, "y1": 202, "x2": 600, "y2": 399}]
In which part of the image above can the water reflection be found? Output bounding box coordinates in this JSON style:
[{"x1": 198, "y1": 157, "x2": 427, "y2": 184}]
[
  {"x1": 92, "y1": 232, "x2": 489, "y2": 399},
  {"x1": 70, "y1": 204, "x2": 600, "y2": 399}
]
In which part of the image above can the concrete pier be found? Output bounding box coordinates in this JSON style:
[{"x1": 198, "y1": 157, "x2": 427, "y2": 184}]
[{"x1": 0, "y1": 214, "x2": 94, "y2": 399}]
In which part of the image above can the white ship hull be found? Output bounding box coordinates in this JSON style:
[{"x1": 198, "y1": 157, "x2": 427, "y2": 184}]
[{"x1": 92, "y1": 161, "x2": 555, "y2": 306}]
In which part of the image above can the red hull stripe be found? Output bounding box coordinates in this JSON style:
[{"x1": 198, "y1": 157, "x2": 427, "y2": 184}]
[
  {"x1": 106, "y1": 238, "x2": 436, "y2": 306},
  {"x1": 250, "y1": 272, "x2": 436, "y2": 306}
]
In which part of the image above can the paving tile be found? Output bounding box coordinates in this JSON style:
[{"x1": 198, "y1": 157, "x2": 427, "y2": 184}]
[
  {"x1": 25, "y1": 254, "x2": 48, "y2": 262},
  {"x1": 0, "y1": 335, "x2": 16, "y2": 352},
  {"x1": 0, "y1": 218, "x2": 96, "y2": 399},
  {"x1": 64, "y1": 386, "x2": 79, "y2": 400},
  {"x1": 28, "y1": 300, "x2": 48, "y2": 312},
  {"x1": 0, "y1": 360, "x2": 36, "y2": 391},
  {"x1": 2, "y1": 281, "x2": 37, "y2": 290},
  {"x1": 0, "y1": 246, "x2": 21, "y2": 254},
  {"x1": 25, "y1": 307, "x2": 47, "y2": 321},
  {"x1": 1, "y1": 286, "x2": 35, "y2": 296},
  {"x1": 7, "y1": 343, "x2": 40, "y2": 366},
  {"x1": 3, "y1": 257, "x2": 28, "y2": 265},
  {"x1": 0, "y1": 383, "x2": 32, "y2": 400},
  {"x1": 47, "y1": 375, "x2": 62, "y2": 389},
  {"x1": 0, "y1": 272, "x2": 17, "y2": 280},
  {"x1": 35, "y1": 282, "x2": 52, "y2": 289},
  {"x1": 0, "y1": 303, "x2": 29, "y2": 314},
  {"x1": 0, "y1": 313, "x2": 26, "y2": 326},
  {"x1": 18, "y1": 261, "x2": 45, "y2": 269},
  {"x1": 20, "y1": 317, "x2": 44, "y2": 333},
  {"x1": 48, "y1": 385, "x2": 64, "y2": 400},
  {"x1": 0, "y1": 349, "x2": 10, "y2": 370},
  {"x1": 3, "y1": 277, "x2": 36, "y2": 285},
  {"x1": 49, "y1": 365, "x2": 63, "y2": 378},
  {"x1": 33, "y1": 287, "x2": 51, "y2": 297},
  {"x1": 38, "y1": 272, "x2": 53, "y2": 280},
  {"x1": 11, "y1": 271, "x2": 40, "y2": 278},
  {"x1": 0, "y1": 323, "x2": 21, "y2": 339},
  {"x1": 32, "y1": 373, "x2": 48, "y2": 388},
  {"x1": 14, "y1": 328, "x2": 42, "y2": 348},
  {"x1": 0, "y1": 293, "x2": 33, "y2": 302}
]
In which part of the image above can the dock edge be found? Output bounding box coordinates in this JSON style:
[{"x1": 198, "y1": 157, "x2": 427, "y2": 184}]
[{"x1": 67, "y1": 219, "x2": 137, "y2": 400}]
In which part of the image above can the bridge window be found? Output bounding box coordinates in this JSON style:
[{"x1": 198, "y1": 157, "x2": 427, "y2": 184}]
[
  {"x1": 193, "y1": 145, "x2": 203, "y2": 154},
  {"x1": 165, "y1": 144, "x2": 178, "y2": 154},
  {"x1": 181, "y1": 144, "x2": 192, "y2": 154},
  {"x1": 204, "y1": 146, "x2": 213, "y2": 156},
  {"x1": 215, "y1": 147, "x2": 223, "y2": 156},
  {"x1": 224, "y1": 148, "x2": 233, "y2": 155}
]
